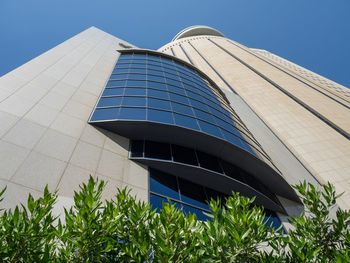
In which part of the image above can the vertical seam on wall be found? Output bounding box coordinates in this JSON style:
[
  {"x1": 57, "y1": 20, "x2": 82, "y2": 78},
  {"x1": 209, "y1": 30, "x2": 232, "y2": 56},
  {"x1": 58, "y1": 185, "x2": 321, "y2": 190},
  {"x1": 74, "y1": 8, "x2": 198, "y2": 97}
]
[
  {"x1": 209, "y1": 38, "x2": 350, "y2": 140},
  {"x1": 253, "y1": 49, "x2": 350, "y2": 104},
  {"x1": 226, "y1": 39, "x2": 350, "y2": 109},
  {"x1": 170, "y1": 47, "x2": 176, "y2": 57},
  {"x1": 179, "y1": 43, "x2": 194, "y2": 65},
  {"x1": 187, "y1": 41, "x2": 237, "y2": 94}
]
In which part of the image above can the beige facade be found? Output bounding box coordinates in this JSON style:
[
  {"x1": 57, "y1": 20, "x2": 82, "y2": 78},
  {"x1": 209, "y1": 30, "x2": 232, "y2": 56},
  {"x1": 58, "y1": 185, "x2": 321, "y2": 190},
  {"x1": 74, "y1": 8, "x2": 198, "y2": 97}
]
[
  {"x1": 159, "y1": 32, "x2": 350, "y2": 209},
  {"x1": 0, "y1": 27, "x2": 148, "y2": 213}
]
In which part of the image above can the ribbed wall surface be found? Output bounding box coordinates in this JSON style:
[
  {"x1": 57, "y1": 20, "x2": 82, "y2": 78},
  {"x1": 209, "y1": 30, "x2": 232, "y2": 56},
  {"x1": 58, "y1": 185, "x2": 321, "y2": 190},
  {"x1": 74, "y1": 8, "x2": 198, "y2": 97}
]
[{"x1": 159, "y1": 35, "x2": 350, "y2": 209}]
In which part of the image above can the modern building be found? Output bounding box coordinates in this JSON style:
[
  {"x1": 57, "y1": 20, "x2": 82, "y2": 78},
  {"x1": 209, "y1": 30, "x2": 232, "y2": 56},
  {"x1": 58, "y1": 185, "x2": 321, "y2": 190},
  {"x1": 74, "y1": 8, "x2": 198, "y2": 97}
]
[{"x1": 0, "y1": 26, "x2": 349, "y2": 228}]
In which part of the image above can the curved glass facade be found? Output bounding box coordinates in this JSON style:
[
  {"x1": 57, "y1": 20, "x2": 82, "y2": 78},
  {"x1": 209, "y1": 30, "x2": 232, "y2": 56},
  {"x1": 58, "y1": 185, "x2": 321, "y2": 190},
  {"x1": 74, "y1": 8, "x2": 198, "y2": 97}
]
[
  {"x1": 90, "y1": 51, "x2": 274, "y2": 166},
  {"x1": 149, "y1": 168, "x2": 283, "y2": 229},
  {"x1": 130, "y1": 140, "x2": 280, "y2": 207}
]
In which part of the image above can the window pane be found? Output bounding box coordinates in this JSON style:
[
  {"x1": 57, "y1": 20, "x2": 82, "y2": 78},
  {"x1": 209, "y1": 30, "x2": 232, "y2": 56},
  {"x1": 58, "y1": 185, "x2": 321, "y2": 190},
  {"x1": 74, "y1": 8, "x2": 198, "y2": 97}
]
[
  {"x1": 90, "y1": 107, "x2": 119, "y2": 121},
  {"x1": 189, "y1": 99, "x2": 209, "y2": 112},
  {"x1": 174, "y1": 113, "x2": 199, "y2": 130},
  {"x1": 126, "y1": 79, "x2": 146, "y2": 87},
  {"x1": 171, "y1": 102, "x2": 194, "y2": 116},
  {"x1": 148, "y1": 98, "x2": 171, "y2": 110},
  {"x1": 106, "y1": 80, "x2": 126, "y2": 88},
  {"x1": 148, "y1": 81, "x2": 167, "y2": 90},
  {"x1": 122, "y1": 97, "x2": 146, "y2": 107},
  {"x1": 178, "y1": 178, "x2": 209, "y2": 210},
  {"x1": 166, "y1": 78, "x2": 182, "y2": 87},
  {"x1": 198, "y1": 120, "x2": 223, "y2": 138},
  {"x1": 124, "y1": 87, "x2": 146, "y2": 96},
  {"x1": 148, "y1": 109, "x2": 174, "y2": 124},
  {"x1": 148, "y1": 89, "x2": 169, "y2": 99},
  {"x1": 169, "y1": 93, "x2": 189, "y2": 104},
  {"x1": 118, "y1": 107, "x2": 146, "y2": 120},
  {"x1": 97, "y1": 97, "x2": 122, "y2": 107},
  {"x1": 148, "y1": 75, "x2": 166, "y2": 83},
  {"x1": 147, "y1": 69, "x2": 163, "y2": 76},
  {"x1": 133, "y1": 54, "x2": 147, "y2": 60},
  {"x1": 145, "y1": 141, "x2": 171, "y2": 160},
  {"x1": 129, "y1": 68, "x2": 146, "y2": 74},
  {"x1": 128, "y1": 73, "x2": 146, "y2": 80},
  {"x1": 102, "y1": 88, "x2": 124, "y2": 96},
  {"x1": 150, "y1": 169, "x2": 180, "y2": 200},
  {"x1": 130, "y1": 63, "x2": 146, "y2": 69},
  {"x1": 221, "y1": 130, "x2": 244, "y2": 148},
  {"x1": 196, "y1": 151, "x2": 222, "y2": 173},
  {"x1": 112, "y1": 68, "x2": 129, "y2": 74},
  {"x1": 110, "y1": 73, "x2": 129, "y2": 80},
  {"x1": 193, "y1": 108, "x2": 214, "y2": 122},
  {"x1": 130, "y1": 140, "x2": 143, "y2": 157},
  {"x1": 167, "y1": 85, "x2": 186, "y2": 95},
  {"x1": 172, "y1": 144, "x2": 198, "y2": 166}
]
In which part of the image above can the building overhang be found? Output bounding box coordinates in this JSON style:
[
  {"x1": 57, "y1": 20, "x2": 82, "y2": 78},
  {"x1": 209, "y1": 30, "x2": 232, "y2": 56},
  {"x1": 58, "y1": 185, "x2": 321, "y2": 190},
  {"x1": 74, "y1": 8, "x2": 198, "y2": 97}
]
[{"x1": 90, "y1": 120, "x2": 300, "y2": 205}]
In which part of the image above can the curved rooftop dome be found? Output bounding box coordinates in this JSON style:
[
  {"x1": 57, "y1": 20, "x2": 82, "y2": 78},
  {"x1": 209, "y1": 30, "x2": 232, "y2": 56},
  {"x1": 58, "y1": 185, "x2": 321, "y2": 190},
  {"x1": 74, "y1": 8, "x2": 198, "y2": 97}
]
[{"x1": 172, "y1": 25, "x2": 225, "y2": 41}]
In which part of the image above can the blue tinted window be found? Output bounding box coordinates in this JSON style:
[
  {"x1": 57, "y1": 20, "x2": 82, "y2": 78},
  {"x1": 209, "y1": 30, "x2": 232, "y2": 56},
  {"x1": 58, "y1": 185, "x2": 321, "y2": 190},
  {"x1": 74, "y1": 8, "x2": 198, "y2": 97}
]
[
  {"x1": 167, "y1": 85, "x2": 186, "y2": 95},
  {"x1": 147, "y1": 75, "x2": 166, "y2": 83},
  {"x1": 129, "y1": 68, "x2": 146, "y2": 74},
  {"x1": 106, "y1": 80, "x2": 126, "y2": 88},
  {"x1": 115, "y1": 64, "x2": 129, "y2": 69},
  {"x1": 148, "y1": 109, "x2": 174, "y2": 124},
  {"x1": 214, "y1": 117, "x2": 234, "y2": 132},
  {"x1": 126, "y1": 79, "x2": 146, "y2": 87},
  {"x1": 189, "y1": 99, "x2": 209, "y2": 112},
  {"x1": 174, "y1": 114, "x2": 199, "y2": 130},
  {"x1": 150, "y1": 194, "x2": 182, "y2": 212},
  {"x1": 110, "y1": 73, "x2": 129, "y2": 80},
  {"x1": 102, "y1": 88, "x2": 124, "y2": 96},
  {"x1": 90, "y1": 107, "x2": 119, "y2": 121},
  {"x1": 193, "y1": 108, "x2": 214, "y2": 122},
  {"x1": 112, "y1": 68, "x2": 129, "y2": 74},
  {"x1": 221, "y1": 130, "x2": 244, "y2": 148},
  {"x1": 122, "y1": 96, "x2": 146, "y2": 107},
  {"x1": 128, "y1": 74, "x2": 146, "y2": 80},
  {"x1": 148, "y1": 98, "x2": 171, "y2": 110},
  {"x1": 183, "y1": 83, "x2": 199, "y2": 93},
  {"x1": 130, "y1": 63, "x2": 146, "y2": 69},
  {"x1": 148, "y1": 89, "x2": 169, "y2": 99},
  {"x1": 147, "y1": 69, "x2": 163, "y2": 76},
  {"x1": 97, "y1": 97, "x2": 122, "y2": 107},
  {"x1": 169, "y1": 93, "x2": 189, "y2": 104},
  {"x1": 148, "y1": 64, "x2": 162, "y2": 71},
  {"x1": 119, "y1": 55, "x2": 133, "y2": 60},
  {"x1": 179, "y1": 178, "x2": 209, "y2": 210},
  {"x1": 124, "y1": 87, "x2": 146, "y2": 96},
  {"x1": 133, "y1": 54, "x2": 147, "y2": 59},
  {"x1": 150, "y1": 170, "x2": 180, "y2": 200},
  {"x1": 148, "y1": 81, "x2": 167, "y2": 90},
  {"x1": 148, "y1": 55, "x2": 161, "y2": 61},
  {"x1": 118, "y1": 107, "x2": 146, "y2": 120},
  {"x1": 198, "y1": 120, "x2": 223, "y2": 138},
  {"x1": 171, "y1": 102, "x2": 194, "y2": 116},
  {"x1": 166, "y1": 78, "x2": 182, "y2": 88}
]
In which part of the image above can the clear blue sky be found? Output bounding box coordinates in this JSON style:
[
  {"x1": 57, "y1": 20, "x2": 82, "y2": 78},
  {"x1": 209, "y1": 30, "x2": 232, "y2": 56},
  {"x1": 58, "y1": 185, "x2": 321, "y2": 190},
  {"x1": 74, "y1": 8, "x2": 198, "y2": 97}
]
[{"x1": 1, "y1": 0, "x2": 349, "y2": 88}]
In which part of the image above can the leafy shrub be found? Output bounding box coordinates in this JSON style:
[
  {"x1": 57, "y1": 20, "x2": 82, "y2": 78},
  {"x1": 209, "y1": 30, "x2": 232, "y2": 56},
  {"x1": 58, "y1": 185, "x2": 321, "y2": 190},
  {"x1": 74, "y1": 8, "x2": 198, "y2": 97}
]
[{"x1": 0, "y1": 177, "x2": 348, "y2": 262}]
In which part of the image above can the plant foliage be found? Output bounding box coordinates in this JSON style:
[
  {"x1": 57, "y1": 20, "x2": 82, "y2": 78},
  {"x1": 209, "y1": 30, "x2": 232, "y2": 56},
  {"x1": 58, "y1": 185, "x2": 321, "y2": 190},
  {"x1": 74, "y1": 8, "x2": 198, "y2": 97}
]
[{"x1": 0, "y1": 177, "x2": 348, "y2": 262}]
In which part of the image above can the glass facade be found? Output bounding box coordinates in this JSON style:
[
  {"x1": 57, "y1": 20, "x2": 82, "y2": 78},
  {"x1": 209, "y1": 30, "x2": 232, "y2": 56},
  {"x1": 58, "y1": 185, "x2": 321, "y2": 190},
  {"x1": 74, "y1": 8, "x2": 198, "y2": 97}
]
[
  {"x1": 90, "y1": 51, "x2": 274, "y2": 163},
  {"x1": 150, "y1": 168, "x2": 283, "y2": 229},
  {"x1": 89, "y1": 50, "x2": 290, "y2": 224},
  {"x1": 131, "y1": 140, "x2": 279, "y2": 205}
]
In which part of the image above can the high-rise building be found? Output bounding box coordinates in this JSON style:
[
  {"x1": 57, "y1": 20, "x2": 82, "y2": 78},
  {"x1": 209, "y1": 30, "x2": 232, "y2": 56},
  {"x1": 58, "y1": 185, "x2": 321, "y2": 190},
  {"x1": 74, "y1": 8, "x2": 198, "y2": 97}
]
[{"x1": 0, "y1": 26, "x2": 349, "y2": 227}]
